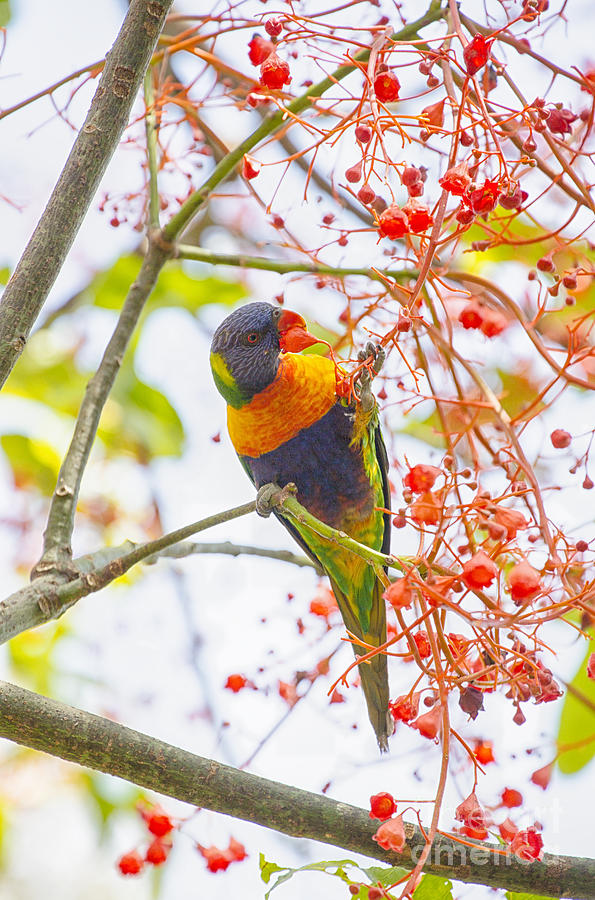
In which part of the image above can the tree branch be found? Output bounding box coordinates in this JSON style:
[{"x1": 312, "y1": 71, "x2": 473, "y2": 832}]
[
  {"x1": 0, "y1": 680, "x2": 592, "y2": 899},
  {"x1": 176, "y1": 245, "x2": 413, "y2": 285},
  {"x1": 35, "y1": 234, "x2": 174, "y2": 573},
  {"x1": 0, "y1": 0, "x2": 174, "y2": 388},
  {"x1": 0, "y1": 500, "x2": 256, "y2": 646},
  {"x1": 147, "y1": 540, "x2": 318, "y2": 570}
]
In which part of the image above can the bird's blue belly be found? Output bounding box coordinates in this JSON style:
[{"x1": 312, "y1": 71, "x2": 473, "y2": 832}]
[{"x1": 242, "y1": 402, "x2": 374, "y2": 529}]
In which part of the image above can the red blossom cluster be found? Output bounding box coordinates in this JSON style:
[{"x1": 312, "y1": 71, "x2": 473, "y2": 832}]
[
  {"x1": 117, "y1": 804, "x2": 175, "y2": 876},
  {"x1": 369, "y1": 792, "x2": 406, "y2": 853},
  {"x1": 197, "y1": 837, "x2": 247, "y2": 873}
]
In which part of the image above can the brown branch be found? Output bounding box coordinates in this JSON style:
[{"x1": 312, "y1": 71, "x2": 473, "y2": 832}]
[
  {"x1": 0, "y1": 0, "x2": 174, "y2": 389},
  {"x1": 0, "y1": 680, "x2": 592, "y2": 898}
]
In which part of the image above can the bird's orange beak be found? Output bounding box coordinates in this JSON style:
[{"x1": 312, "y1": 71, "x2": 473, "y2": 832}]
[{"x1": 277, "y1": 309, "x2": 321, "y2": 353}]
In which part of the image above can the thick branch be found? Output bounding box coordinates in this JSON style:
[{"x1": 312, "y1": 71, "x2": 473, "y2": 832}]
[
  {"x1": 0, "y1": 0, "x2": 174, "y2": 388},
  {"x1": 0, "y1": 681, "x2": 592, "y2": 899}
]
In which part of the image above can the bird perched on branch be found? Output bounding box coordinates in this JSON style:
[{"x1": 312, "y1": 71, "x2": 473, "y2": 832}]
[{"x1": 210, "y1": 301, "x2": 392, "y2": 749}]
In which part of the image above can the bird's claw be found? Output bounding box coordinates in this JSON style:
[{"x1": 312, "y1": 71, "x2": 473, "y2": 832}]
[
  {"x1": 256, "y1": 482, "x2": 297, "y2": 517},
  {"x1": 358, "y1": 341, "x2": 385, "y2": 377},
  {"x1": 357, "y1": 342, "x2": 385, "y2": 411}
]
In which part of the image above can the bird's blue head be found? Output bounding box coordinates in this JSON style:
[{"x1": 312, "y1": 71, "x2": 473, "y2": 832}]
[{"x1": 210, "y1": 301, "x2": 318, "y2": 408}]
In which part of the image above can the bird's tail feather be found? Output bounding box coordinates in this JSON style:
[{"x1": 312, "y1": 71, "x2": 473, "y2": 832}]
[{"x1": 331, "y1": 577, "x2": 392, "y2": 751}]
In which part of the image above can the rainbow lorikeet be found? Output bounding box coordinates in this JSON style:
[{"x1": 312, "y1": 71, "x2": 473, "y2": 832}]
[{"x1": 210, "y1": 302, "x2": 392, "y2": 749}]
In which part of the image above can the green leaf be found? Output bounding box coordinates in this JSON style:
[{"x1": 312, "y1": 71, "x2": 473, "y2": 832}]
[
  {"x1": 361, "y1": 865, "x2": 408, "y2": 887},
  {"x1": 412, "y1": 873, "x2": 453, "y2": 899},
  {"x1": 89, "y1": 254, "x2": 245, "y2": 313},
  {"x1": 556, "y1": 638, "x2": 595, "y2": 774},
  {"x1": 259, "y1": 855, "x2": 361, "y2": 897},
  {"x1": 259, "y1": 854, "x2": 285, "y2": 885},
  {"x1": 1, "y1": 434, "x2": 61, "y2": 495},
  {"x1": 0, "y1": 266, "x2": 10, "y2": 285},
  {"x1": 0, "y1": 1, "x2": 10, "y2": 27}
]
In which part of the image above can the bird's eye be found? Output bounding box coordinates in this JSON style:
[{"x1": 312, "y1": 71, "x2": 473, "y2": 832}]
[{"x1": 246, "y1": 332, "x2": 260, "y2": 344}]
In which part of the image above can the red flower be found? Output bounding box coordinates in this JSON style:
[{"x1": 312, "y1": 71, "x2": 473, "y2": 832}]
[
  {"x1": 225, "y1": 673, "x2": 248, "y2": 693},
  {"x1": 420, "y1": 99, "x2": 445, "y2": 130},
  {"x1": 530, "y1": 761, "x2": 553, "y2": 790},
  {"x1": 260, "y1": 53, "x2": 291, "y2": 90},
  {"x1": 463, "y1": 34, "x2": 493, "y2": 76},
  {"x1": 501, "y1": 787, "x2": 523, "y2": 808},
  {"x1": 473, "y1": 740, "x2": 495, "y2": 765},
  {"x1": 455, "y1": 791, "x2": 487, "y2": 830},
  {"x1": 117, "y1": 850, "x2": 144, "y2": 876},
  {"x1": 309, "y1": 586, "x2": 338, "y2": 618},
  {"x1": 499, "y1": 817, "x2": 518, "y2": 843},
  {"x1": 374, "y1": 70, "x2": 400, "y2": 103},
  {"x1": 413, "y1": 631, "x2": 431, "y2": 658},
  {"x1": 372, "y1": 814, "x2": 406, "y2": 853},
  {"x1": 378, "y1": 204, "x2": 409, "y2": 240},
  {"x1": 507, "y1": 561, "x2": 541, "y2": 604},
  {"x1": 499, "y1": 184, "x2": 528, "y2": 210},
  {"x1": 410, "y1": 491, "x2": 441, "y2": 525},
  {"x1": 404, "y1": 464, "x2": 441, "y2": 493},
  {"x1": 447, "y1": 633, "x2": 469, "y2": 659},
  {"x1": 511, "y1": 826, "x2": 544, "y2": 861},
  {"x1": 439, "y1": 163, "x2": 471, "y2": 196},
  {"x1": 412, "y1": 704, "x2": 441, "y2": 739},
  {"x1": 390, "y1": 692, "x2": 420, "y2": 723},
  {"x1": 461, "y1": 551, "x2": 498, "y2": 590},
  {"x1": 405, "y1": 201, "x2": 434, "y2": 233},
  {"x1": 227, "y1": 837, "x2": 247, "y2": 861},
  {"x1": 459, "y1": 300, "x2": 484, "y2": 330},
  {"x1": 546, "y1": 107, "x2": 577, "y2": 135},
  {"x1": 588, "y1": 653, "x2": 595, "y2": 681},
  {"x1": 278, "y1": 680, "x2": 299, "y2": 707},
  {"x1": 456, "y1": 205, "x2": 475, "y2": 226},
  {"x1": 460, "y1": 822, "x2": 488, "y2": 840},
  {"x1": 248, "y1": 34, "x2": 273, "y2": 66},
  {"x1": 369, "y1": 791, "x2": 397, "y2": 821},
  {"x1": 383, "y1": 578, "x2": 416, "y2": 610},
  {"x1": 479, "y1": 307, "x2": 507, "y2": 337},
  {"x1": 198, "y1": 845, "x2": 232, "y2": 873},
  {"x1": 468, "y1": 180, "x2": 500, "y2": 214},
  {"x1": 242, "y1": 155, "x2": 261, "y2": 180},
  {"x1": 140, "y1": 805, "x2": 174, "y2": 837},
  {"x1": 492, "y1": 507, "x2": 527, "y2": 539},
  {"x1": 146, "y1": 838, "x2": 171, "y2": 866}
]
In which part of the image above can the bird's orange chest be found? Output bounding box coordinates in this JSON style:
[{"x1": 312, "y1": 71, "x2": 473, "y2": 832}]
[{"x1": 227, "y1": 354, "x2": 338, "y2": 457}]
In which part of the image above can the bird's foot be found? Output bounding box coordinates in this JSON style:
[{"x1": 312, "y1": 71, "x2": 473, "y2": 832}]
[
  {"x1": 256, "y1": 482, "x2": 297, "y2": 517},
  {"x1": 357, "y1": 342, "x2": 385, "y2": 411}
]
